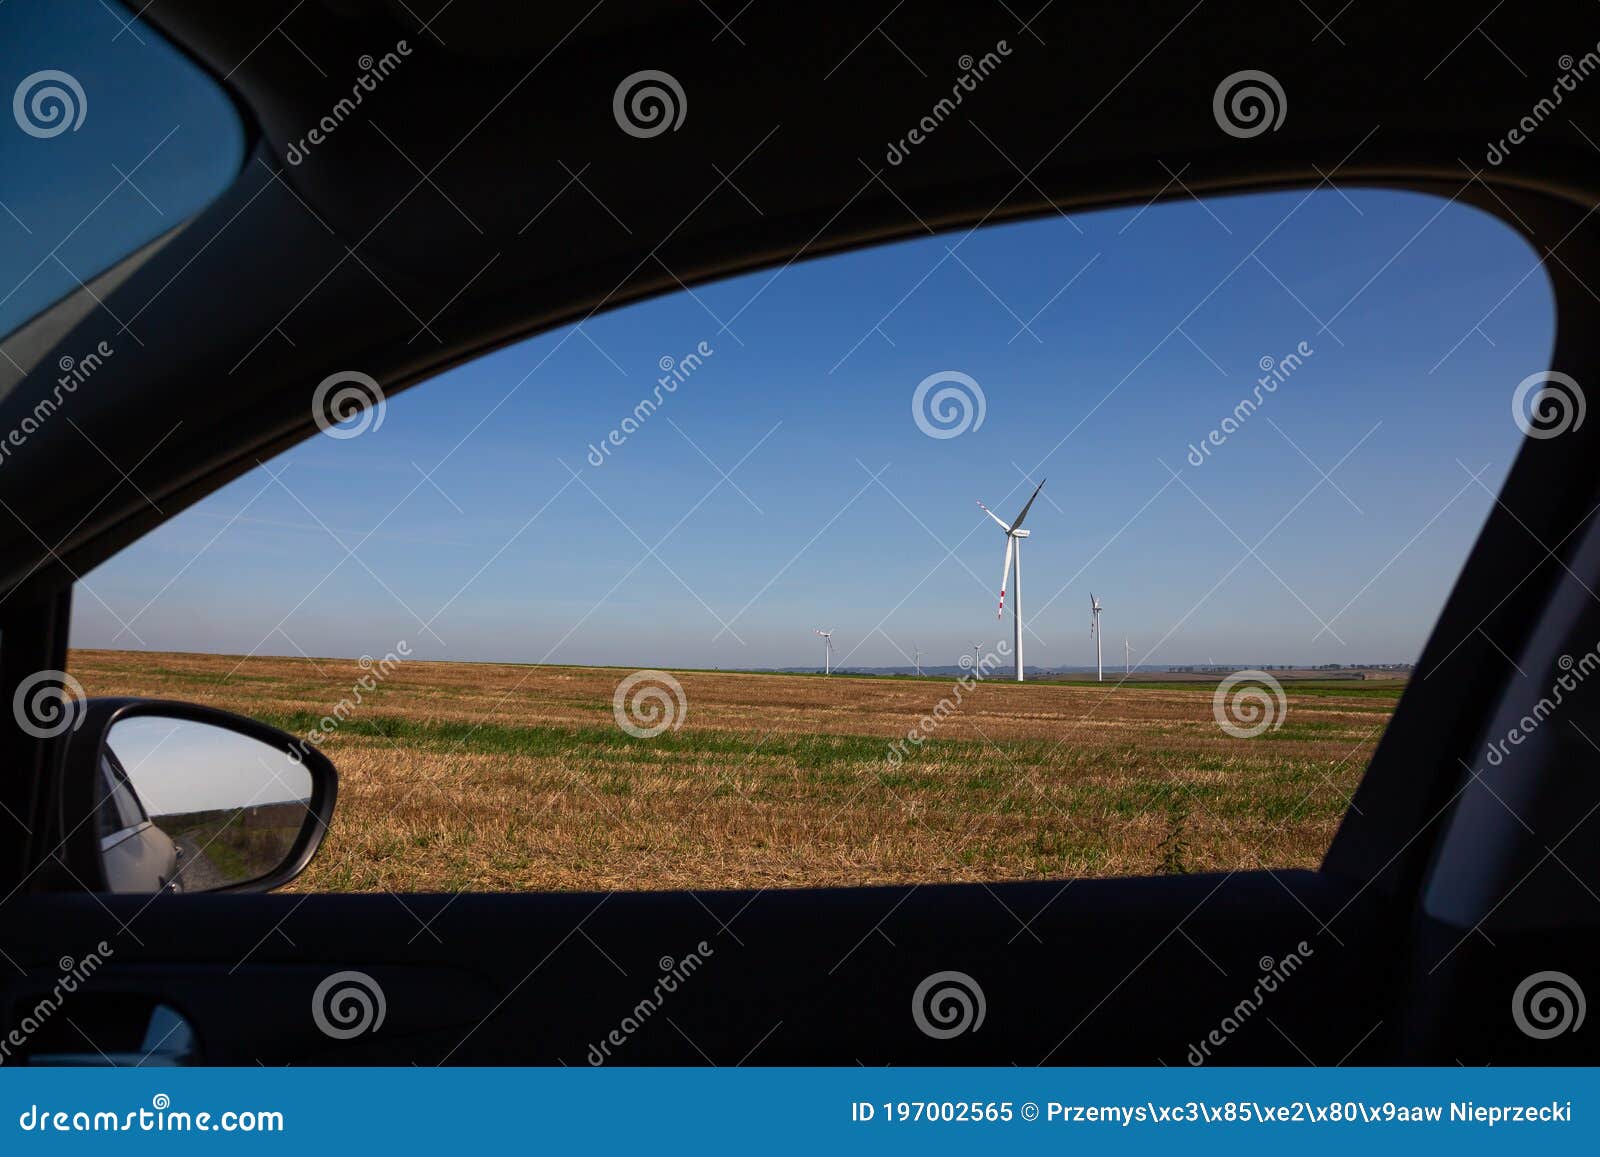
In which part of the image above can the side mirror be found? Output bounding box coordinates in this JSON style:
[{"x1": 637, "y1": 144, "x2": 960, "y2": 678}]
[{"x1": 57, "y1": 699, "x2": 337, "y2": 894}]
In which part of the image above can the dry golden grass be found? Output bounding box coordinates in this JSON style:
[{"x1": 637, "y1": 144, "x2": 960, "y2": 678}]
[{"x1": 68, "y1": 649, "x2": 1398, "y2": 893}]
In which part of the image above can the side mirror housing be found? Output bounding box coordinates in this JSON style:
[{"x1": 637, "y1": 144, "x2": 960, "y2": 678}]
[{"x1": 55, "y1": 699, "x2": 337, "y2": 894}]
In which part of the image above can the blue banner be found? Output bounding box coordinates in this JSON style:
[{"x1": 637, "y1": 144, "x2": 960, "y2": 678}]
[{"x1": 1, "y1": 1068, "x2": 1594, "y2": 1152}]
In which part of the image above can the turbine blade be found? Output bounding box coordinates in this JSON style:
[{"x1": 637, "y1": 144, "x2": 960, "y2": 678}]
[
  {"x1": 1010, "y1": 477, "x2": 1047, "y2": 530},
  {"x1": 976, "y1": 500, "x2": 1011, "y2": 532},
  {"x1": 997, "y1": 536, "x2": 1015, "y2": 618}
]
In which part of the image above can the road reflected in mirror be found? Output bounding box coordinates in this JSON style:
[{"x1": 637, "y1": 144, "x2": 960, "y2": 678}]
[{"x1": 96, "y1": 715, "x2": 313, "y2": 893}]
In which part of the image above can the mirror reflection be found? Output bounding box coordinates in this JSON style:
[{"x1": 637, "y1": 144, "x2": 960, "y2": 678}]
[{"x1": 96, "y1": 715, "x2": 313, "y2": 893}]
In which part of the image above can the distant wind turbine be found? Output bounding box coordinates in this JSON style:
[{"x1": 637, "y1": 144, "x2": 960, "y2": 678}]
[
  {"x1": 912, "y1": 643, "x2": 922, "y2": 677},
  {"x1": 970, "y1": 641, "x2": 983, "y2": 673},
  {"x1": 1090, "y1": 592, "x2": 1103, "y2": 682},
  {"x1": 978, "y1": 478, "x2": 1046, "y2": 682},
  {"x1": 813, "y1": 628, "x2": 834, "y2": 675}
]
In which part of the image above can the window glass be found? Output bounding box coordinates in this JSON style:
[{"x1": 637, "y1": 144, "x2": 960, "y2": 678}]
[
  {"x1": 75, "y1": 189, "x2": 1553, "y2": 891},
  {"x1": 0, "y1": 0, "x2": 246, "y2": 338}
]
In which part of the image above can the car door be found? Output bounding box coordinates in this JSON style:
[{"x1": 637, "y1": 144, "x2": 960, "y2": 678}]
[{"x1": 2, "y1": 0, "x2": 1599, "y2": 1070}]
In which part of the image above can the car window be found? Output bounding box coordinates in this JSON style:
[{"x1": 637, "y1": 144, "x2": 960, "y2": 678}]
[
  {"x1": 0, "y1": 0, "x2": 245, "y2": 339},
  {"x1": 73, "y1": 188, "x2": 1553, "y2": 892},
  {"x1": 95, "y1": 762, "x2": 125, "y2": 839},
  {"x1": 97, "y1": 750, "x2": 146, "y2": 836}
]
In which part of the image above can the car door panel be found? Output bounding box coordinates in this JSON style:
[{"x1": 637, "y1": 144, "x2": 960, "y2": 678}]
[{"x1": 1, "y1": 871, "x2": 1390, "y2": 1065}]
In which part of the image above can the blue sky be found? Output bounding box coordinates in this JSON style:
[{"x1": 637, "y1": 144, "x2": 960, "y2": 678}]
[{"x1": 65, "y1": 186, "x2": 1554, "y2": 671}]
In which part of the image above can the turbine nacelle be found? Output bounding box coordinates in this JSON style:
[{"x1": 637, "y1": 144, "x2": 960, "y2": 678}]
[{"x1": 1011, "y1": 529, "x2": 1031, "y2": 538}]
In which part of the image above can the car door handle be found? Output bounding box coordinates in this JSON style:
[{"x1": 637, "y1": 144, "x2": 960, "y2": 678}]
[{"x1": 27, "y1": 1003, "x2": 200, "y2": 1066}]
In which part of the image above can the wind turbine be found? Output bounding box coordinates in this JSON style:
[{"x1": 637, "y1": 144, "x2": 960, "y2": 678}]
[
  {"x1": 912, "y1": 643, "x2": 922, "y2": 677},
  {"x1": 1090, "y1": 593, "x2": 1103, "y2": 682},
  {"x1": 970, "y1": 641, "x2": 984, "y2": 673},
  {"x1": 1124, "y1": 635, "x2": 1131, "y2": 677},
  {"x1": 978, "y1": 478, "x2": 1046, "y2": 682},
  {"x1": 813, "y1": 628, "x2": 834, "y2": 675}
]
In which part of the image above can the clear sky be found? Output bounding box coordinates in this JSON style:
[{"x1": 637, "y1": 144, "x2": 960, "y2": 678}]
[
  {"x1": 109, "y1": 716, "x2": 312, "y2": 815},
  {"x1": 69, "y1": 187, "x2": 1552, "y2": 671}
]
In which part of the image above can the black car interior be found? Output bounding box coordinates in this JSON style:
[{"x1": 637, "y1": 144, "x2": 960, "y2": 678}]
[{"x1": 0, "y1": 1, "x2": 1598, "y2": 1064}]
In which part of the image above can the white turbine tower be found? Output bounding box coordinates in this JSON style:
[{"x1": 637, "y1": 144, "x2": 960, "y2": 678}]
[
  {"x1": 912, "y1": 643, "x2": 922, "y2": 677},
  {"x1": 1124, "y1": 635, "x2": 1131, "y2": 677},
  {"x1": 813, "y1": 628, "x2": 834, "y2": 675},
  {"x1": 1090, "y1": 593, "x2": 1103, "y2": 682},
  {"x1": 978, "y1": 478, "x2": 1047, "y2": 682},
  {"x1": 970, "y1": 641, "x2": 984, "y2": 673}
]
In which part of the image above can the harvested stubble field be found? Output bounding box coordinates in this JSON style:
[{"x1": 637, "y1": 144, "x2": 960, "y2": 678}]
[{"x1": 69, "y1": 649, "x2": 1401, "y2": 893}]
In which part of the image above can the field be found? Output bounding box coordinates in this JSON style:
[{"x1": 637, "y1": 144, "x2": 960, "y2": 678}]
[{"x1": 69, "y1": 649, "x2": 1400, "y2": 893}]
